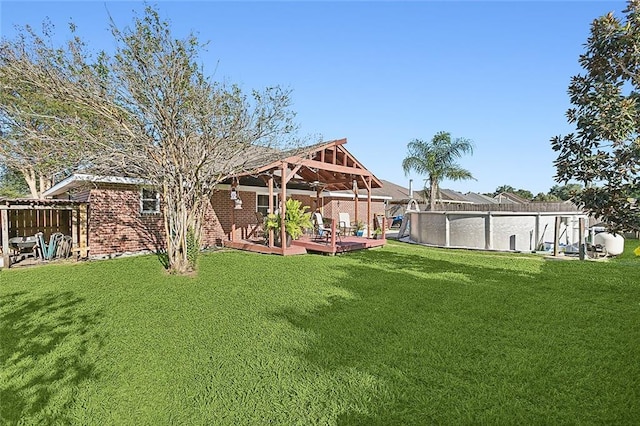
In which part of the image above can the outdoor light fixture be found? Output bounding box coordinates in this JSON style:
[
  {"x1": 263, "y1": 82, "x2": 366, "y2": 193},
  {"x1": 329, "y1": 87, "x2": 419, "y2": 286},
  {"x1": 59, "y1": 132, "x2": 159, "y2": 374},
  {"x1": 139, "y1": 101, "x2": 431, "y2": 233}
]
[{"x1": 231, "y1": 185, "x2": 242, "y2": 209}]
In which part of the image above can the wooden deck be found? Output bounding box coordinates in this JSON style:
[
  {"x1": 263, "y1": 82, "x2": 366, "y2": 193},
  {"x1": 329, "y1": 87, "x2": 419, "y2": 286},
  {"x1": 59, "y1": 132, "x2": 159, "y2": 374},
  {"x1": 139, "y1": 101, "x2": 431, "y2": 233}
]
[{"x1": 224, "y1": 235, "x2": 386, "y2": 256}]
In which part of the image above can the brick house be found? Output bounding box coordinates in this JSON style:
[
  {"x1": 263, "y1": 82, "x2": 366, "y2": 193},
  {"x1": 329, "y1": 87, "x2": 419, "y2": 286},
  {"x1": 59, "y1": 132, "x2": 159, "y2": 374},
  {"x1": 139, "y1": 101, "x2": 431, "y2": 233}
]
[{"x1": 42, "y1": 139, "x2": 388, "y2": 258}]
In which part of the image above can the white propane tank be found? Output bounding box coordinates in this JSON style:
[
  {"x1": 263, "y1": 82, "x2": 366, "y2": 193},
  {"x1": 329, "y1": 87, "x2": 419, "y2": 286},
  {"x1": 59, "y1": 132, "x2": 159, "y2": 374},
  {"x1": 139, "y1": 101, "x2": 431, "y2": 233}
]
[{"x1": 593, "y1": 232, "x2": 625, "y2": 256}]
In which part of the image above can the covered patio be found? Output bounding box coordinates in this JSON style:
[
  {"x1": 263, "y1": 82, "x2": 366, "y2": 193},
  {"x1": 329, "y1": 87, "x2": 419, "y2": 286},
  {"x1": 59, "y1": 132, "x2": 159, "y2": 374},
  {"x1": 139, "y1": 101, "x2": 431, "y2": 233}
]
[{"x1": 224, "y1": 138, "x2": 386, "y2": 255}]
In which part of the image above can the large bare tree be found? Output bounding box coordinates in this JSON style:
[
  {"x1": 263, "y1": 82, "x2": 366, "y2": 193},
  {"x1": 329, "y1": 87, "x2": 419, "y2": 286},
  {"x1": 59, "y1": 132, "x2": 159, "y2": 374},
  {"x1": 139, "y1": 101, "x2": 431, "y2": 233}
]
[
  {"x1": 0, "y1": 7, "x2": 299, "y2": 273},
  {"x1": 0, "y1": 21, "x2": 102, "y2": 198}
]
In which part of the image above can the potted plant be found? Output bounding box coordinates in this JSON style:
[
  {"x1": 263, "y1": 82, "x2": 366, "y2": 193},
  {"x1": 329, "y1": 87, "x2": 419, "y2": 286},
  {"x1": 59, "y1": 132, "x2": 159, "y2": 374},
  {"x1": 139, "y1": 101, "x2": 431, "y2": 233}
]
[
  {"x1": 372, "y1": 228, "x2": 383, "y2": 239},
  {"x1": 354, "y1": 220, "x2": 366, "y2": 237},
  {"x1": 265, "y1": 199, "x2": 312, "y2": 247}
]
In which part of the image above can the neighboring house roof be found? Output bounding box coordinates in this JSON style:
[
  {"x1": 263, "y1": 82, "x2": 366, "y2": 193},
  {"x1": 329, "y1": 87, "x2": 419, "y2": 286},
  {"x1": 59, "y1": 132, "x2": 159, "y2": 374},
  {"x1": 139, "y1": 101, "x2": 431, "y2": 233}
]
[
  {"x1": 43, "y1": 174, "x2": 150, "y2": 197},
  {"x1": 494, "y1": 192, "x2": 530, "y2": 204},
  {"x1": 437, "y1": 189, "x2": 473, "y2": 204},
  {"x1": 379, "y1": 179, "x2": 425, "y2": 203},
  {"x1": 463, "y1": 192, "x2": 499, "y2": 204},
  {"x1": 380, "y1": 180, "x2": 477, "y2": 204}
]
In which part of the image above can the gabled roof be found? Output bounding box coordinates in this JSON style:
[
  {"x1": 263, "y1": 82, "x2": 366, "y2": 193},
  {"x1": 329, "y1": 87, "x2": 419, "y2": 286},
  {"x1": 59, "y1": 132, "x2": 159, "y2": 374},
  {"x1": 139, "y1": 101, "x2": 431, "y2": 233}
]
[
  {"x1": 43, "y1": 139, "x2": 382, "y2": 197},
  {"x1": 438, "y1": 189, "x2": 473, "y2": 204},
  {"x1": 463, "y1": 192, "x2": 499, "y2": 204},
  {"x1": 243, "y1": 138, "x2": 383, "y2": 191},
  {"x1": 379, "y1": 181, "x2": 474, "y2": 204},
  {"x1": 494, "y1": 192, "x2": 530, "y2": 204},
  {"x1": 379, "y1": 179, "x2": 425, "y2": 202}
]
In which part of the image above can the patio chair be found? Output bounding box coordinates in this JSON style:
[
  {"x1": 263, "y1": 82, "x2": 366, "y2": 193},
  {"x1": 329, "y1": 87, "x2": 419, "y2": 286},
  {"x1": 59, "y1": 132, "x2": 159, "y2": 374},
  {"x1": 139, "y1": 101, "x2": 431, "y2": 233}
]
[
  {"x1": 338, "y1": 212, "x2": 355, "y2": 235},
  {"x1": 35, "y1": 232, "x2": 46, "y2": 260},
  {"x1": 253, "y1": 211, "x2": 267, "y2": 244},
  {"x1": 55, "y1": 235, "x2": 73, "y2": 259},
  {"x1": 312, "y1": 211, "x2": 340, "y2": 242},
  {"x1": 35, "y1": 232, "x2": 64, "y2": 260},
  {"x1": 374, "y1": 214, "x2": 386, "y2": 232}
]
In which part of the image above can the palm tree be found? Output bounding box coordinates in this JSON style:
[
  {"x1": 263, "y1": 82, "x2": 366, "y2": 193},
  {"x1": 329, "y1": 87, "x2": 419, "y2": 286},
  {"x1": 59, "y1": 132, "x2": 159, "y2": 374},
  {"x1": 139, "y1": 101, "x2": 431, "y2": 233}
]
[{"x1": 402, "y1": 131, "x2": 474, "y2": 210}]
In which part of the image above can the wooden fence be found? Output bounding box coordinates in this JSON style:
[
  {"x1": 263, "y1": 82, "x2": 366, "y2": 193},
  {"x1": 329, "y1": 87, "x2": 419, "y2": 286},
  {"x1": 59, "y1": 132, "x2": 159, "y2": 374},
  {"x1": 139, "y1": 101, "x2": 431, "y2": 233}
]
[{"x1": 0, "y1": 198, "x2": 89, "y2": 268}]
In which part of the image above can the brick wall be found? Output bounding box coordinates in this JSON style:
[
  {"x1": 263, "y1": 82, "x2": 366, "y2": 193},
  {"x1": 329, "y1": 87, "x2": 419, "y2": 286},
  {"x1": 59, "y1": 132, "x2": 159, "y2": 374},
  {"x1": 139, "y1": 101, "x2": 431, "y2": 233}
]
[
  {"x1": 209, "y1": 190, "x2": 315, "y2": 240},
  {"x1": 211, "y1": 189, "x2": 258, "y2": 240},
  {"x1": 87, "y1": 184, "x2": 226, "y2": 256},
  {"x1": 322, "y1": 197, "x2": 386, "y2": 228},
  {"x1": 87, "y1": 184, "x2": 165, "y2": 256},
  {"x1": 80, "y1": 184, "x2": 384, "y2": 256}
]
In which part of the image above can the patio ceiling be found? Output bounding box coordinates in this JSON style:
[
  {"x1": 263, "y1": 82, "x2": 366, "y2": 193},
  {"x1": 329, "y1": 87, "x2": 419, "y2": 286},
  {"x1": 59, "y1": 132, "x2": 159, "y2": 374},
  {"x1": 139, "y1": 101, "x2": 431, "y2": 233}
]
[{"x1": 242, "y1": 138, "x2": 383, "y2": 192}]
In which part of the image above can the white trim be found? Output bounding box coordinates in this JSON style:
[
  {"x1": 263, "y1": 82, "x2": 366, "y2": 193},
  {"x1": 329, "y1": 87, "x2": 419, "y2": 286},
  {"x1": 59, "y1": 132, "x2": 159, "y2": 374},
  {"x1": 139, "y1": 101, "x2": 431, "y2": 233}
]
[
  {"x1": 256, "y1": 193, "x2": 278, "y2": 215},
  {"x1": 323, "y1": 191, "x2": 392, "y2": 201},
  {"x1": 43, "y1": 173, "x2": 150, "y2": 197},
  {"x1": 215, "y1": 183, "x2": 391, "y2": 201},
  {"x1": 215, "y1": 183, "x2": 312, "y2": 197}
]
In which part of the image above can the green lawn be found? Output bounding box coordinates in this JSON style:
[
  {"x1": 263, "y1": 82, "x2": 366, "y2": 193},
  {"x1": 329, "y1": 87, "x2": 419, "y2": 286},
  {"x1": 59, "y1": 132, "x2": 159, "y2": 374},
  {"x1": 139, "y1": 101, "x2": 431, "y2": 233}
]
[{"x1": 1, "y1": 240, "x2": 639, "y2": 425}]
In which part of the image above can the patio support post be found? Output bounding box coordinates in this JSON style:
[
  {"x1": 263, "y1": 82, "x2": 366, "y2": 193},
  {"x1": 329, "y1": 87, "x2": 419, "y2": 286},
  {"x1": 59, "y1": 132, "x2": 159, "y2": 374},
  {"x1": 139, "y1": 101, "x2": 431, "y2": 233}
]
[
  {"x1": 331, "y1": 218, "x2": 336, "y2": 252},
  {"x1": 268, "y1": 176, "x2": 274, "y2": 247},
  {"x1": 71, "y1": 207, "x2": 79, "y2": 255},
  {"x1": 315, "y1": 187, "x2": 322, "y2": 212},
  {"x1": 1, "y1": 208, "x2": 9, "y2": 268},
  {"x1": 230, "y1": 179, "x2": 239, "y2": 242},
  {"x1": 382, "y1": 212, "x2": 386, "y2": 239},
  {"x1": 354, "y1": 179, "x2": 359, "y2": 226},
  {"x1": 80, "y1": 204, "x2": 88, "y2": 258},
  {"x1": 366, "y1": 176, "x2": 372, "y2": 238},
  {"x1": 281, "y1": 162, "x2": 287, "y2": 255}
]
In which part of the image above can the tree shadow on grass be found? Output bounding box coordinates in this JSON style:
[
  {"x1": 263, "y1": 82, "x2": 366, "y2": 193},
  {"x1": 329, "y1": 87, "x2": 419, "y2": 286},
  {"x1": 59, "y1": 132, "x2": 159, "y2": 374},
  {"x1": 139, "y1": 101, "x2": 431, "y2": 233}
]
[
  {"x1": 274, "y1": 248, "x2": 544, "y2": 424},
  {"x1": 277, "y1": 246, "x2": 640, "y2": 424},
  {"x1": 0, "y1": 291, "x2": 104, "y2": 424}
]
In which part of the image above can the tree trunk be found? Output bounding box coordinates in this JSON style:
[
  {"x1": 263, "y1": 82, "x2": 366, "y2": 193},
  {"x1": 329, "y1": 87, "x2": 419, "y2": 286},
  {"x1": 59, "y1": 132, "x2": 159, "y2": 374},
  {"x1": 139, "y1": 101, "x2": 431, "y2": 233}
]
[
  {"x1": 21, "y1": 167, "x2": 39, "y2": 199},
  {"x1": 38, "y1": 175, "x2": 52, "y2": 199},
  {"x1": 429, "y1": 179, "x2": 438, "y2": 211},
  {"x1": 162, "y1": 182, "x2": 205, "y2": 275}
]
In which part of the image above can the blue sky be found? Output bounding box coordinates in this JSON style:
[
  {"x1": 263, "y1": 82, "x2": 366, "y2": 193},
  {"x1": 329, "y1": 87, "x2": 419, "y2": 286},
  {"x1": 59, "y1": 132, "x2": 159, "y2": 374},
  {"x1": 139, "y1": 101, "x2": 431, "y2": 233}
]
[{"x1": 0, "y1": 1, "x2": 628, "y2": 195}]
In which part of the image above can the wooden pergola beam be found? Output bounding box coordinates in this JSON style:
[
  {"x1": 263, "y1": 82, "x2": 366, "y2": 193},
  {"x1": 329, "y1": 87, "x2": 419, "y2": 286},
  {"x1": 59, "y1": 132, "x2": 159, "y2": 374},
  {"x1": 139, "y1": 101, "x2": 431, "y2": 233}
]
[{"x1": 281, "y1": 162, "x2": 287, "y2": 255}]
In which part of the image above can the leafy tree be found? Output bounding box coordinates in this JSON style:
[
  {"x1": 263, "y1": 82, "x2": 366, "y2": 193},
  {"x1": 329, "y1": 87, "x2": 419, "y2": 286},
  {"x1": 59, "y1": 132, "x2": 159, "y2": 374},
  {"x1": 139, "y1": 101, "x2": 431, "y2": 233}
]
[
  {"x1": 514, "y1": 189, "x2": 533, "y2": 201},
  {"x1": 402, "y1": 131, "x2": 474, "y2": 210},
  {"x1": 532, "y1": 192, "x2": 561, "y2": 202},
  {"x1": 548, "y1": 184, "x2": 583, "y2": 201},
  {"x1": 493, "y1": 185, "x2": 516, "y2": 195},
  {"x1": 492, "y1": 186, "x2": 533, "y2": 201},
  {"x1": 0, "y1": 7, "x2": 298, "y2": 274},
  {"x1": 551, "y1": 0, "x2": 640, "y2": 232},
  {"x1": 0, "y1": 165, "x2": 29, "y2": 198},
  {"x1": 0, "y1": 21, "x2": 103, "y2": 198}
]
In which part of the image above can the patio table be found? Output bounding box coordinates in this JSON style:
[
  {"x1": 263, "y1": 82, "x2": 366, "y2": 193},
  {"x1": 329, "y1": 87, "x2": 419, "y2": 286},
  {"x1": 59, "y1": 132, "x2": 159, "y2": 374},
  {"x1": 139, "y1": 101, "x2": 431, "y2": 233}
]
[{"x1": 8, "y1": 236, "x2": 38, "y2": 260}]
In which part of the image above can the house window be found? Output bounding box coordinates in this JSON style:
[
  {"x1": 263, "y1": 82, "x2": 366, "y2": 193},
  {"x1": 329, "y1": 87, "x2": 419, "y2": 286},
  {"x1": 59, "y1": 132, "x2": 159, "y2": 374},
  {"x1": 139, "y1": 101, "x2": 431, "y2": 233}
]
[
  {"x1": 141, "y1": 188, "x2": 160, "y2": 214},
  {"x1": 257, "y1": 194, "x2": 278, "y2": 216}
]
